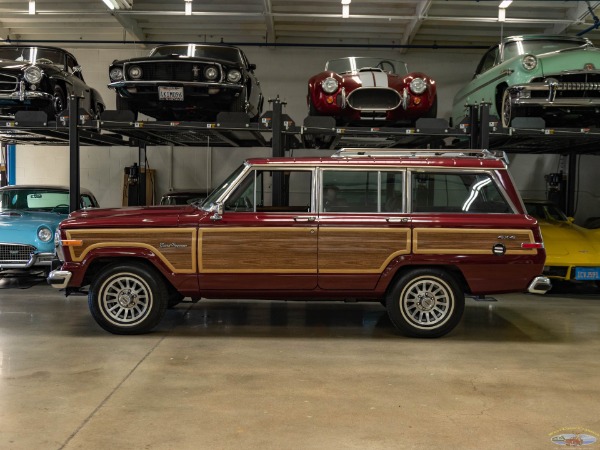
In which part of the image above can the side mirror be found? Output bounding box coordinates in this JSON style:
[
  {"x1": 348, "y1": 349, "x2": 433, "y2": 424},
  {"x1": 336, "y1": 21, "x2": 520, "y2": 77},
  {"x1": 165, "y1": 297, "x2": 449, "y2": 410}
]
[
  {"x1": 210, "y1": 202, "x2": 223, "y2": 221},
  {"x1": 248, "y1": 63, "x2": 256, "y2": 71},
  {"x1": 73, "y1": 65, "x2": 82, "y2": 73}
]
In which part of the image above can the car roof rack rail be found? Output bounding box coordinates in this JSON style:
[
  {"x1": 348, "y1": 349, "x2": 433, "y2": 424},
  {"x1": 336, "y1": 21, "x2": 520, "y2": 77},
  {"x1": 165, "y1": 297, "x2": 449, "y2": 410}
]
[{"x1": 332, "y1": 148, "x2": 496, "y2": 159}]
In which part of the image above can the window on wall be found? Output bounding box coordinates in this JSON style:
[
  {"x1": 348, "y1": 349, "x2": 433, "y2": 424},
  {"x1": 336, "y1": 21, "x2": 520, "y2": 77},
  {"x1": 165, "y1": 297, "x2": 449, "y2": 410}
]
[
  {"x1": 321, "y1": 170, "x2": 404, "y2": 213},
  {"x1": 411, "y1": 172, "x2": 512, "y2": 213},
  {"x1": 225, "y1": 169, "x2": 312, "y2": 213}
]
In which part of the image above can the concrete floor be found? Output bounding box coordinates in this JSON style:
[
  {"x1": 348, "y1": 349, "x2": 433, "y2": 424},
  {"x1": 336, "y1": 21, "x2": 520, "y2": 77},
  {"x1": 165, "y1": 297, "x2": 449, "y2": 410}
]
[{"x1": 0, "y1": 276, "x2": 599, "y2": 450}]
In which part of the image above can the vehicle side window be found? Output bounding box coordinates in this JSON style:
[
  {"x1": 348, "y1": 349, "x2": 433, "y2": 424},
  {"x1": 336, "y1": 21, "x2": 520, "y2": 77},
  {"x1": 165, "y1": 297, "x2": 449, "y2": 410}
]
[
  {"x1": 321, "y1": 170, "x2": 404, "y2": 213},
  {"x1": 80, "y1": 195, "x2": 95, "y2": 208},
  {"x1": 225, "y1": 169, "x2": 312, "y2": 213},
  {"x1": 475, "y1": 47, "x2": 499, "y2": 75},
  {"x1": 411, "y1": 172, "x2": 511, "y2": 213}
]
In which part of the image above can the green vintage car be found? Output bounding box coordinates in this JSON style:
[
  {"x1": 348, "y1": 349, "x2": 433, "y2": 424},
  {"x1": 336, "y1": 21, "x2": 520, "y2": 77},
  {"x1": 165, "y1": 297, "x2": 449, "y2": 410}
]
[{"x1": 452, "y1": 35, "x2": 600, "y2": 128}]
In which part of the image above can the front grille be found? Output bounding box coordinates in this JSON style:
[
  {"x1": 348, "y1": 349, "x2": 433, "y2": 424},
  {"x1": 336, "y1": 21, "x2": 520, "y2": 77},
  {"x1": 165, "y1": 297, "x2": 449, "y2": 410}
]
[
  {"x1": 531, "y1": 73, "x2": 600, "y2": 98},
  {"x1": 347, "y1": 88, "x2": 400, "y2": 110},
  {"x1": 0, "y1": 73, "x2": 18, "y2": 92},
  {"x1": 0, "y1": 244, "x2": 36, "y2": 263},
  {"x1": 125, "y1": 61, "x2": 222, "y2": 83}
]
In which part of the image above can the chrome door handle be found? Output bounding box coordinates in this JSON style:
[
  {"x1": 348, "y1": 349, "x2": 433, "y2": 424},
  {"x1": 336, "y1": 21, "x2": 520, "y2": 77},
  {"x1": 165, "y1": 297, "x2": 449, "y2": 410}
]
[
  {"x1": 294, "y1": 216, "x2": 316, "y2": 222},
  {"x1": 386, "y1": 217, "x2": 410, "y2": 223}
]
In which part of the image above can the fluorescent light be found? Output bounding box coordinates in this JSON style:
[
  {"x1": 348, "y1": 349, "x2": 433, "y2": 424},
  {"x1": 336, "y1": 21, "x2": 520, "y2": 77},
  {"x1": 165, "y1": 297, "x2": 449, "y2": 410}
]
[
  {"x1": 28, "y1": 0, "x2": 35, "y2": 14},
  {"x1": 185, "y1": 0, "x2": 192, "y2": 15},
  {"x1": 499, "y1": 0, "x2": 513, "y2": 8},
  {"x1": 341, "y1": 0, "x2": 351, "y2": 4},
  {"x1": 342, "y1": 4, "x2": 349, "y2": 18},
  {"x1": 102, "y1": 0, "x2": 115, "y2": 10},
  {"x1": 498, "y1": 8, "x2": 506, "y2": 22}
]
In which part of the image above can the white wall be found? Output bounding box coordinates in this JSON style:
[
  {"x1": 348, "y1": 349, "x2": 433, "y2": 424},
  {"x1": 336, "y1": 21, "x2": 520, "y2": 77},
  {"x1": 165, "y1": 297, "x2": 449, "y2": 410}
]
[{"x1": 10, "y1": 44, "x2": 600, "y2": 222}]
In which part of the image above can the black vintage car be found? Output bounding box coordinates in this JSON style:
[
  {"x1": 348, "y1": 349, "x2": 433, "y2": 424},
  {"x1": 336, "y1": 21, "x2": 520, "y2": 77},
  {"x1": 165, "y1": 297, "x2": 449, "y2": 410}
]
[
  {"x1": 0, "y1": 46, "x2": 105, "y2": 119},
  {"x1": 108, "y1": 43, "x2": 264, "y2": 121}
]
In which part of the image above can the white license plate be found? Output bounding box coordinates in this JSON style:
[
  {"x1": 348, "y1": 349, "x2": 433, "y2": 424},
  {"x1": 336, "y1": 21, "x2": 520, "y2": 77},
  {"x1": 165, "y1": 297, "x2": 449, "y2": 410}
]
[
  {"x1": 158, "y1": 86, "x2": 184, "y2": 101},
  {"x1": 574, "y1": 267, "x2": 600, "y2": 280}
]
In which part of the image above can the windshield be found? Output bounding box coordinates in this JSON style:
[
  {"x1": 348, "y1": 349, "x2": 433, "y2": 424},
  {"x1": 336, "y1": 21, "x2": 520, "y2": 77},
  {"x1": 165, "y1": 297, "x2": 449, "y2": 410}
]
[
  {"x1": 524, "y1": 202, "x2": 569, "y2": 221},
  {"x1": 201, "y1": 164, "x2": 247, "y2": 210},
  {"x1": 150, "y1": 45, "x2": 243, "y2": 64},
  {"x1": 503, "y1": 38, "x2": 592, "y2": 60},
  {"x1": 0, "y1": 47, "x2": 65, "y2": 66},
  {"x1": 325, "y1": 57, "x2": 407, "y2": 74},
  {"x1": 0, "y1": 188, "x2": 70, "y2": 212}
]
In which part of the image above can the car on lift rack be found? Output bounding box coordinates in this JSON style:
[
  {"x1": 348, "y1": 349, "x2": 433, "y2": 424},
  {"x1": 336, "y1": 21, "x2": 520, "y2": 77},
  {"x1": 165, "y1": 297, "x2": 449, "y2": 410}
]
[
  {"x1": 452, "y1": 35, "x2": 600, "y2": 128},
  {"x1": 307, "y1": 56, "x2": 437, "y2": 125},
  {"x1": 524, "y1": 199, "x2": 600, "y2": 284},
  {"x1": 48, "y1": 149, "x2": 550, "y2": 338},
  {"x1": 0, "y1": 45, "x2": 105, "y2": 120},
  {"x1": 0, "y1": 185, "x2": 99, "y2": 276},
  {"x1": 108, "y1": 43, "x2": 264, "y2": 122}
]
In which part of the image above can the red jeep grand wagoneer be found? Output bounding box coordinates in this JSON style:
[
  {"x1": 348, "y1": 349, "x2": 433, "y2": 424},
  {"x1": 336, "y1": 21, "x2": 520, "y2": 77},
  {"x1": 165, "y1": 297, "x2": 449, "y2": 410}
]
[{"x1": 48, "y1": 149, "x2": 550, "y2": 337}]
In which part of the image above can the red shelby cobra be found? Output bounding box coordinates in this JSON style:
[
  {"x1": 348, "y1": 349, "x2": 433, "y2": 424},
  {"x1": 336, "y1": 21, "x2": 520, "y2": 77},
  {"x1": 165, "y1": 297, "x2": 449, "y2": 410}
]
[{"x1": 307, "y1": 57, "x2": 437, "y2": 125}]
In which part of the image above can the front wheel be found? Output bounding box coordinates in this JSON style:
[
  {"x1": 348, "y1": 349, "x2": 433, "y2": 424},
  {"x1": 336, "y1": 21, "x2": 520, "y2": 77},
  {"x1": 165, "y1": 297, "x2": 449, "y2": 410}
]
[
  {"x1": 88, "y1": 263, "x2": 168, "y2": 334},
  {"x1": 386, "y1": 268, "x2": 464, "y2": 338},
  {"x1": 500, "y1": 88, "x2": 515, "y2": 128}
]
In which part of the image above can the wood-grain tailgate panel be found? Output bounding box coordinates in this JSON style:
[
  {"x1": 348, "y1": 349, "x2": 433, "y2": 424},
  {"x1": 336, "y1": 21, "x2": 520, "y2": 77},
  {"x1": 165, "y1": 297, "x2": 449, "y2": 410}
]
[
  {"x1": 413, "y1": 228, "x2": 536, "y2": 255},
  {"x1": 66, "y1": 228, "x2": 197, "y2": 273}
]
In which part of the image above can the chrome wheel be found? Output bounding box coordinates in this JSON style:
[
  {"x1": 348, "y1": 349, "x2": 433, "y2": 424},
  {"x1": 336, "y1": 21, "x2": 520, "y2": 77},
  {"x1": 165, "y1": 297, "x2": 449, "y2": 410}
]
[
  {"x1": 400, "y1": 276, "x2": 454, "y2": 329},
  {"x1": 501, "y1": 88, "x2": 512, "y2": 128},
  {"x1": 99, "y1": 272, "x2": 152, "y2": 326}
]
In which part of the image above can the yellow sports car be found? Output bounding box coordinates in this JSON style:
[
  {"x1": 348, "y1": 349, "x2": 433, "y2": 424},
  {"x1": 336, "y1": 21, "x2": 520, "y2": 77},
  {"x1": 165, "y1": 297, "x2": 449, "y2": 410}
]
[{"x1": 525, "y1": 200, "x2": 600, "y2": 282}]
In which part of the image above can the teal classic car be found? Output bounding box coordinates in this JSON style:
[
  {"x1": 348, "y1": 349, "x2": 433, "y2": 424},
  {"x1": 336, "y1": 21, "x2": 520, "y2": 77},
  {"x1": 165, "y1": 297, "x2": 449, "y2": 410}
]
[
  {"x1": 452, "y1": 35, "x2": 600, "y2": 128},
  {"x1": 0, "y1": 185, "x2": 98, "y2": 274}
]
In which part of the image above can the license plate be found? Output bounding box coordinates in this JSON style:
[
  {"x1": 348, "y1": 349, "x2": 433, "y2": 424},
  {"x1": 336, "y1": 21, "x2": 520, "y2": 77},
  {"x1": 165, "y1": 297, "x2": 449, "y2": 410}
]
[
  {"x1": 574, "y1": 267, "x2": 600, "y2": 280},
  {"x1": 158, "y1": 86, "x2": 184, "y2": 101}
]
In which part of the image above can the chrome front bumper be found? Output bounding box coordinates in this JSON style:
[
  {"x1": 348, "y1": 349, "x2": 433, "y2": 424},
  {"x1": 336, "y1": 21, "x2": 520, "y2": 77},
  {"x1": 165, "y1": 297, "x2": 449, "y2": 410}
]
[
  {"x1": 527, "y1": 276, "x2": 552, "y2": 294},
  {"x1": 47, "y1": 269, "x2": 72, "y2": 289},
  {"x1": 0, "y1": 80, "x2": 52, "y2": 102},
  {"x1": 0, "y1": 252, "x2": 54, "y2": 270},
  {"x1": 108, "y1": 80, "x2": 243, "y2": 91},
  {"x1": 510, "y1": 81, "x2": 600, "y2": 108}
]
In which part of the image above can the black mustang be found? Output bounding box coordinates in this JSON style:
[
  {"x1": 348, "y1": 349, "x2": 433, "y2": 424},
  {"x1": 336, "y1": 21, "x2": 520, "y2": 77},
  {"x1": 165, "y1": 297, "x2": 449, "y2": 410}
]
[
  {"x1": 0, "y1": 46, "x2": 105, "y2": 119},
  {"x1": 108, "y1": 43, "x2": 264, "y2": 121}
]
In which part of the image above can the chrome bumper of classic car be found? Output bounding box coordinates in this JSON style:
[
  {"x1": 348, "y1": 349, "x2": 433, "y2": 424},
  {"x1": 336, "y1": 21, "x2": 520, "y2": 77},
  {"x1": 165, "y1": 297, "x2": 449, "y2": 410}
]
[
  {"x1": 510, "y1": 81, "x2": 600, "y2": 107},
  {"x1": 0, "y1": 81, "x2": 53, "y2": 102},
  {"x1": 527, "y1": 276, "x2": 552, "y2": 294},
  {"x1": 0, "y1": 251, "x2": 54, "y2": 269},
  {"x1": 108, "y1": 80, "x2": 243, "y2": 93},
  {"x1": 47, "y1": 268, "x2": 72, "y2": 289}
]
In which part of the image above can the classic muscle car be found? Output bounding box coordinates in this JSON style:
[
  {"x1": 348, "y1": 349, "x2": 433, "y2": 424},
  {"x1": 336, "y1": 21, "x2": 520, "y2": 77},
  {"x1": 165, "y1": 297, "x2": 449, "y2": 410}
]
[
  {"x1": 48, "y1": 149, "x2": 549, "y2": 338},
  {"x1": 452, "y1": 35, "x2": 600, "y2": 128},
  {"x1": 524, "y1": 199, "x2": 600, "y2": 283},
  {"x1": 307, "y1": 57, "x2": 437, "y2": 125},
  {"x1": 108, "y1": 43, "x2": 263, "y2": 121},
  {"x1": 0, "y1": 185, "x2": 98, "y2": 274},
  {"x1": 0, "y1": 46, "x2": 105, "y2": 119}
]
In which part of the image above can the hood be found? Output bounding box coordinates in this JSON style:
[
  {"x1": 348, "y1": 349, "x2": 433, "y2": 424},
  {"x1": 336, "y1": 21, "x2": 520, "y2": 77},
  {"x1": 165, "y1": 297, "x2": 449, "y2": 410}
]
[
  {"x1": 60, "y1": 205, "x2": 199, "y2": 229},
  {"x1": 539, "y1": 219, "x2": 600, "y2": 263},
  {"x1": 0, "y1": 60, "x2": 29, "y2": 71},
  {"x1": 538, "y1": 47, "x2": 600, "y2": 76},
  {"x1": 0, "y1": 210, "x2": 64, "y2": 249}
]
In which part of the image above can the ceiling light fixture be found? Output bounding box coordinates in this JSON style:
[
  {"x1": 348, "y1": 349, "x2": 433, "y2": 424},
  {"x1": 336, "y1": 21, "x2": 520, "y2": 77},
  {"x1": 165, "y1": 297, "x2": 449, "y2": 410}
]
[
  {"x1": 185, "y1": 0, "x2": 192, "y2": 16},
  {"x1": 28, "y1": 0, "x2": 35, "y2": 15},
  {"x1": 102, "y1": 0, "x2": 115, "y2": 10},
  {"x1": 499, "y1": 0, "x2": 513, "y2": 8},
  {"x1": 341, "y1": 0, "x2": 351, "y2": 18}
]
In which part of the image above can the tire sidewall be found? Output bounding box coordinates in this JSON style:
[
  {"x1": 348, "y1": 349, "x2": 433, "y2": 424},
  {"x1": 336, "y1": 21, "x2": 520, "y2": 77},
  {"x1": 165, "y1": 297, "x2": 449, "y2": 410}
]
[
  {"x1": 88, "y1": 263, "x2": 167, "y2": 334},
  {"x1": 386, "y1": 269, "x2": 465, "y2": 338}
]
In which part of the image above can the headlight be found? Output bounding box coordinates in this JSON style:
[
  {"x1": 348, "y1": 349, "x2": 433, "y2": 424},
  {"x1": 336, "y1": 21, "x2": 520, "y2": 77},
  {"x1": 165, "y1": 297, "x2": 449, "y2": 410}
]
[
  {"x1": 204, "y1": 66, "x2": 219, "y2": 80},
  {"x1": 38, "y1": 226, "x2": 53, "y2": 243},
  {"x1": 109, "y1": 67, "x2": 124, "y2": 81},
  {"x1": 321, "y1": 77, "x2": 339, "y2": 94},
  {"x1": 24, "y1": 66, "x2": 43, "y2": 84},
  {"x1": 227, "y1": 69, "x2": 242, "y2": 83},
  {"x1": 522, "y1": 54, "x2": 538, "y2": 71},
  {"x1": 128, "y1": 65, "x2": 143, "y2": 79},
  {"x1": 409, "y1": 77, "x2": 427, "y2": 94}
]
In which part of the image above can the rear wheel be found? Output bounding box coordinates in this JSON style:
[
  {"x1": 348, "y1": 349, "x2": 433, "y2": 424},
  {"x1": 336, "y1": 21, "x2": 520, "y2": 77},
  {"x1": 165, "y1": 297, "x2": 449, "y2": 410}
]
[
  {"x1": 88, "y1": 263, "x2": 167, "y2": 334},
  {"x1": 386, "y1": 268, "x2": 464, "y2": 338}
]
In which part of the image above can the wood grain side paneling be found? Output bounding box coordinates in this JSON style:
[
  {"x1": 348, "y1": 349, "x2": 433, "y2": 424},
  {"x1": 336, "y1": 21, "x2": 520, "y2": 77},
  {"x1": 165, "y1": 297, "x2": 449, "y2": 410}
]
[
  {"x1": 200, "y1": 227, "x2": 317, "y2": 273},
  {"x1": 413, "y1": 228, "x2": 536, "y2": 255},
  {"x1": 319, "y1": 228, "x2": 410, "y2": 273},
  {"x1": 65, "y1": 228, "x2": 197, "y2": 273}
]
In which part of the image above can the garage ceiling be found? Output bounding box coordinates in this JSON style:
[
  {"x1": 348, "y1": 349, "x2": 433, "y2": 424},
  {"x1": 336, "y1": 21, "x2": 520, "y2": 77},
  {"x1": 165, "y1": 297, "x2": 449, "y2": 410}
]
[{"x1": 0, "y1": 0, "x2": 599, "y2": 51}]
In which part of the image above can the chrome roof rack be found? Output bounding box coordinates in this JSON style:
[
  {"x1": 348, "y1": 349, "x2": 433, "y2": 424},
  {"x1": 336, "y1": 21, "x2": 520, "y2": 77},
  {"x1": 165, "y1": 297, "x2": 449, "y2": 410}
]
[{"x1": 332, "y1": 148, "x2": 497, "y2": 158}]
